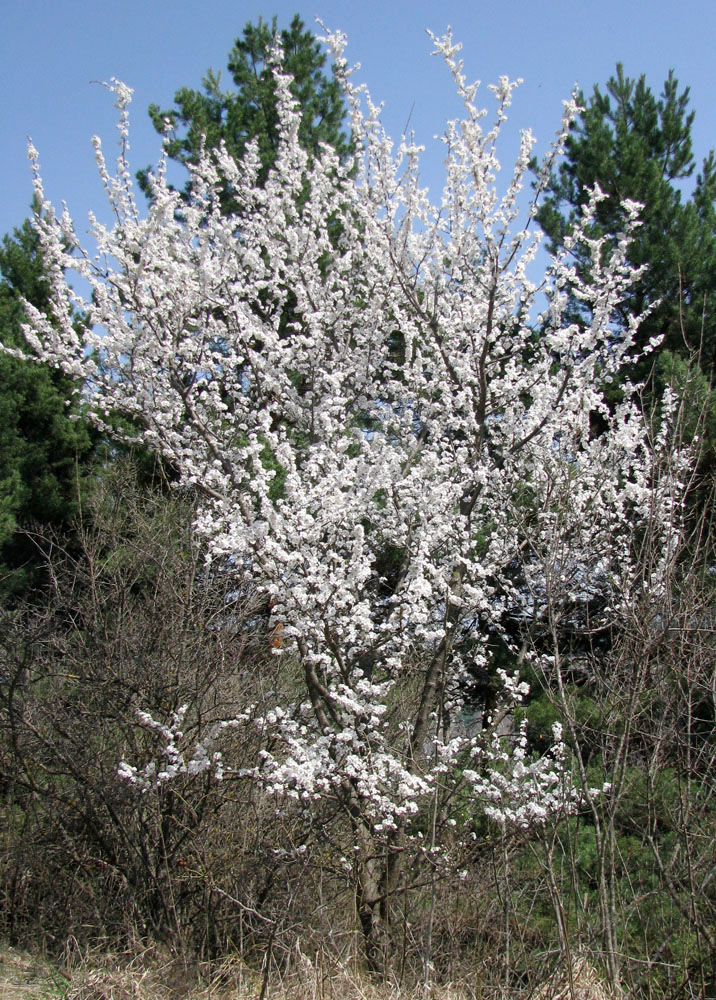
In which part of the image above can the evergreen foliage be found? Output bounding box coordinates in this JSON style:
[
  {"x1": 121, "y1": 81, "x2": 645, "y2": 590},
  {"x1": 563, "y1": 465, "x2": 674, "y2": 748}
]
[
  {"x1": 0, "y1": 219, "x2": 93, "y2": 599},
  {"x1": 536, "y1": 65, "x2": 716, "y2": 381}
]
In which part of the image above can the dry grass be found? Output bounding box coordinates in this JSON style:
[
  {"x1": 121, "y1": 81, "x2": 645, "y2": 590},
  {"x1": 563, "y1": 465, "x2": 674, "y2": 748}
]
[
  {"x1": 533, "y1": 956, "x2": 620, "y2": 1000},
  {"x1": 0, "y1": 942, "x2": 618, "y2": 1000},
  {"x1": 0, "y1": 942, "x2": 477, "y2": 1000},
  {"x1": 0, "y1": 945, "x2": 70, "y2": 1000}
]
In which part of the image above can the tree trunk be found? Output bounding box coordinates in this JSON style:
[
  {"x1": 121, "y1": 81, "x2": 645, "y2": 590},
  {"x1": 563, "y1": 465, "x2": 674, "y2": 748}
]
[{"x1": 352, "y1": 819, "x2": 403, "y2": 977}]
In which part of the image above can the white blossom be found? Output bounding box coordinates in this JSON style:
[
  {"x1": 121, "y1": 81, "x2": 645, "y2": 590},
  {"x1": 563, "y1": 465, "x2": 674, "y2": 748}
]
[{"x1": 19, "y1": 35, "x2": 690, "y2": 842}]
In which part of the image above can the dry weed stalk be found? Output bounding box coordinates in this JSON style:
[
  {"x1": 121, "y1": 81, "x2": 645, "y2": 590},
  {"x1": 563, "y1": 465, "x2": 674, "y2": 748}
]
[{"x1": 533, "y1": 955, "x2": 620, "y2": 1000}]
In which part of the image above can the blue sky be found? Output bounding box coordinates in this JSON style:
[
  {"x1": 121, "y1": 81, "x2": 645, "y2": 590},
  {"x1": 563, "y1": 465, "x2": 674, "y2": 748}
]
[{"x1": 3, "y1": 0, "x2": 716, "y2": 242}]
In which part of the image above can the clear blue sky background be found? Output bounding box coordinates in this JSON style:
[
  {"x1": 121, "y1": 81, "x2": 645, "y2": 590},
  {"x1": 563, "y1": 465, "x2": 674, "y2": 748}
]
[{"x1": 3, "y1": 0, "x2": 716, "y2": 242}]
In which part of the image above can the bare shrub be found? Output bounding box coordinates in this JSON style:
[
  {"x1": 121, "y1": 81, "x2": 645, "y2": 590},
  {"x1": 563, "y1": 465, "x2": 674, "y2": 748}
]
[{"x1": 0, "y1": 461, "x2": 284, "y2": 954}]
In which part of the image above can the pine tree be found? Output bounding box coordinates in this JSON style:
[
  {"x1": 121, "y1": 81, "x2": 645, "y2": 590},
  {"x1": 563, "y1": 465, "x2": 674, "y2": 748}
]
[
  {"x1": 139, "y1": 14, "x2": 350, "y2": 209},
  {"x1": 0, "y1": 218, "x2": 94, "y2": 599},
  {"x1": 536, "y1": 65, "x2": 716, "y2": 381}
]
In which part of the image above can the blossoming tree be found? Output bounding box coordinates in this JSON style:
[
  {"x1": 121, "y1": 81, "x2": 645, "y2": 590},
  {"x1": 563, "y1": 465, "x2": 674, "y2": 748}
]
[{"x1": 20, "y1": 32, "x2": 686, "y2": 973}]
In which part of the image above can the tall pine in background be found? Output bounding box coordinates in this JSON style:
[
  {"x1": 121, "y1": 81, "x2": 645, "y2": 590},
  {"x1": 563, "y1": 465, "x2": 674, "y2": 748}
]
[{"x1": 537, "y1": 65, "x2": 716, "y2": 384}]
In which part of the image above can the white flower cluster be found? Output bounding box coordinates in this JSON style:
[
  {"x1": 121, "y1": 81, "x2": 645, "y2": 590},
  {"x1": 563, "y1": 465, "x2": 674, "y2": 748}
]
[
  {"x1": 118, "y1": 707, "x2": 248, "y2": 792},
  {"x1": 464, "y1": 722, "x2": 582, "y2": 829}
]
